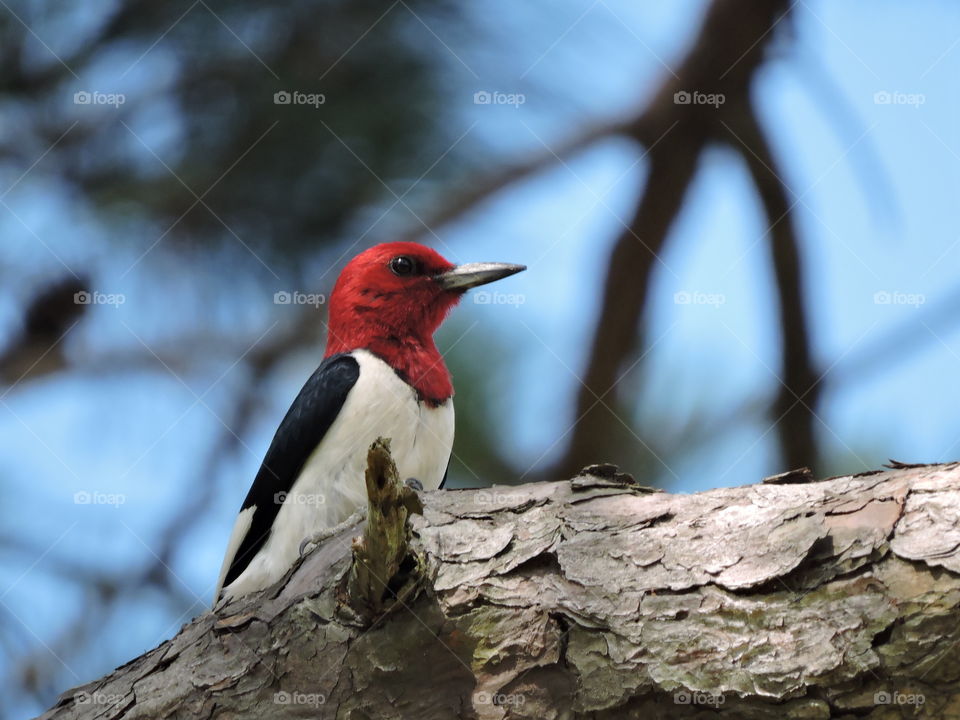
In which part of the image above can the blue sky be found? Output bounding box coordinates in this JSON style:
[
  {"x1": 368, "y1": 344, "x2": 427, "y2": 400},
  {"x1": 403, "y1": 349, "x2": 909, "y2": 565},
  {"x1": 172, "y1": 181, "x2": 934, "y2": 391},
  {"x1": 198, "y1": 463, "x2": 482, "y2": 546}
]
[
  {"x1": 3, "y1": 1, "x2": 960, "y2": 716},
  {"x1": 441, "y1": 0, "x2": 960, "y2": 481}
]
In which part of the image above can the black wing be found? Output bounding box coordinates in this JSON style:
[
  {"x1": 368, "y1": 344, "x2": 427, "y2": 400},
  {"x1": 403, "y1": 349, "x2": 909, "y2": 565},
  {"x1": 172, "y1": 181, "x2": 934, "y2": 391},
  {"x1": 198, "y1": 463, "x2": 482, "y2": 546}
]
[{"x1": 220, "y1": 353, "x2": 360, "y2": 590}]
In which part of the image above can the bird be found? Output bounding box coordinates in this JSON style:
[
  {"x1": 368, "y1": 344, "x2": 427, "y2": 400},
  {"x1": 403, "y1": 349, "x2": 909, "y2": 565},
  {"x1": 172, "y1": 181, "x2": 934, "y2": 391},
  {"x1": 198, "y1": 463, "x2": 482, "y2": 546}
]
[{"x1": 214, "y1": 242, "x2": 525, "y2": 602}]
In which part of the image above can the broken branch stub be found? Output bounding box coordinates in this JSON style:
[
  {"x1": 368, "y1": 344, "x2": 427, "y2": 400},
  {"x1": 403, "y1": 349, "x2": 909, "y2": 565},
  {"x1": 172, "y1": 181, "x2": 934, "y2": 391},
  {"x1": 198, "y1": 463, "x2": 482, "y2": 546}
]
[{"x1": 345, "y1": 437, "x2": 424, "y2": 621}]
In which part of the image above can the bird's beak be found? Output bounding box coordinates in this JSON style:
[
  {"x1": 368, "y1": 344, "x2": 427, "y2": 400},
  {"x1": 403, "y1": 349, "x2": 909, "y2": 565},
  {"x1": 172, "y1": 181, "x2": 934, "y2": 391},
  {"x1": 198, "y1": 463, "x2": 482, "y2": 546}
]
[{"x1": 435, "y1": 262, "x2": 526, "y2": 291}]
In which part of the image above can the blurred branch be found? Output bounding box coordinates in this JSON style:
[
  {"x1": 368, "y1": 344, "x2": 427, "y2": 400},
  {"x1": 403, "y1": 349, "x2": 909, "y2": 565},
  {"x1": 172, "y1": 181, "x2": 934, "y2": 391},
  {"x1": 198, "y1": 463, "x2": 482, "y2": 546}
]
[
  {"x1": 402, "y1": 0, "x2": 805, "y2": 483},
  {"x1": 0, "y1": 331, "x2": 296, "y2": 709},
  {"x1": 99, "y1": 306, "x2": 326, "y2": 598},
  {"x1": 1, "y1": 301, "x2": 326, "y2": 391},
  {"x1": 396, "y1": 116, "x2": 639, "y2": 244},
  {"x1": 557, "y1": 136, "x2": 703, "y2": 479},
  {"x1": 671, "y1": 279, "x2": 960, "y2": 472},
  {"x1": 0, "y1": 301, "x2": 325, "y2": 713},
  {"x1": 0, "y1": 275, "x2": 88, "y2": 387},
  {"x1": 391, "y1": 0, "x2": 807, "y2": 485},
  {"x1": 796, "y1": 52, "x2": 899, "y2": 227},
  {"x1": 724, "y1": 98, "x2": 819, "y2": 472},
  {"x1": 554, "y1": 0, "x2": 795, "y2": 480}
]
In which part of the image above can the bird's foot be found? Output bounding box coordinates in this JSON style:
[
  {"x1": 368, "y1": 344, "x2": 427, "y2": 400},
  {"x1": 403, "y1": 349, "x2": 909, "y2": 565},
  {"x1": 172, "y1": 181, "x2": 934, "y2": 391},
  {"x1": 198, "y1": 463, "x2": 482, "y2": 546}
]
[
  {"x1": 299, "y1": 508, "x2": 367, "y2": 557},
  {"x1": 404, "y1": 477, "x2": 423, "y2": 491}
]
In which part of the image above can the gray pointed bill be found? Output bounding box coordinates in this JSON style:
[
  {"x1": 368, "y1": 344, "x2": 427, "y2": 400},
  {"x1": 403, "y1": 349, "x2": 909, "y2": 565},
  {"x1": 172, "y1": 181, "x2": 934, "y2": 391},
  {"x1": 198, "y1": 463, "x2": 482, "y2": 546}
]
[{"x1": 435, "y1": 262, "x2": 526, "y2": 291}]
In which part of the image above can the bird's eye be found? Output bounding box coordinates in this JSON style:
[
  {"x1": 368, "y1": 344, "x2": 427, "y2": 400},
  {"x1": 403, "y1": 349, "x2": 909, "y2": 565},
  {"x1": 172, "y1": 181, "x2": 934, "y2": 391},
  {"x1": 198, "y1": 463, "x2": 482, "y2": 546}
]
[{"x1": 389, "y1": 256, "x2": 418, "y2": 277}]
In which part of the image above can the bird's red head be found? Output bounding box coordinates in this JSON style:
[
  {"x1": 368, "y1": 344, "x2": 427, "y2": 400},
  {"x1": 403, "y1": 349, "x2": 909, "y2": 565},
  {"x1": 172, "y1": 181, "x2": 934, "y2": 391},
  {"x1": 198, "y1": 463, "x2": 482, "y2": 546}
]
[{"x1": 325, "y1": 242, "x2": 524, "y2": 405}]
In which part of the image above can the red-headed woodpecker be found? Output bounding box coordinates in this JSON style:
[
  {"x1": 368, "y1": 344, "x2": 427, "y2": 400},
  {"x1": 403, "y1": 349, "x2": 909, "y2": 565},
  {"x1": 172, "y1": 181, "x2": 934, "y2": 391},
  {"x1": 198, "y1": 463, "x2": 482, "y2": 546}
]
[{"x1": 215, "y1": 242, "x2": 525, "y2": 602}]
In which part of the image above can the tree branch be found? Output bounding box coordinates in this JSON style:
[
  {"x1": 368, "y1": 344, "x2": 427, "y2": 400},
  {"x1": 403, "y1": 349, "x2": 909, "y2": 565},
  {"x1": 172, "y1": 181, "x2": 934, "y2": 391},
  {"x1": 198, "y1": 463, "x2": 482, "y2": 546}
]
[
  {"x1": 555, "y1": 137, "x2": 702, "y2": 480},
  {"x1": 40, "y1": 460, "x2": 960, "y2": 719},
  {"x1": 554, "y1": 0, "x2": 795, "y2": 479}
]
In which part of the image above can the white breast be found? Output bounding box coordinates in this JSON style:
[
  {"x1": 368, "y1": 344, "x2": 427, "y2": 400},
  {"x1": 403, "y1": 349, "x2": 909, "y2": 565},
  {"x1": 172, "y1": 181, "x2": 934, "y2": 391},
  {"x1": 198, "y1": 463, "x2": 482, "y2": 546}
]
[{"x1": 219, "y1": 349, "x2": 454, "y2": 600}]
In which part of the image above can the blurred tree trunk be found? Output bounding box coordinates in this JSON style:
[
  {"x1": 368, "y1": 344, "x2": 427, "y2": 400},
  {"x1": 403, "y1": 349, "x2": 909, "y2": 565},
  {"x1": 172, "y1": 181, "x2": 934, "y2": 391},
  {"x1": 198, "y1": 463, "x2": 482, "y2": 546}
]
[
  {"x1": 555, "y1": 0, "x2": 819, "y2": 481},
  {"x1": 39, "y1": 461, "x2": 960, "y2": 719}
]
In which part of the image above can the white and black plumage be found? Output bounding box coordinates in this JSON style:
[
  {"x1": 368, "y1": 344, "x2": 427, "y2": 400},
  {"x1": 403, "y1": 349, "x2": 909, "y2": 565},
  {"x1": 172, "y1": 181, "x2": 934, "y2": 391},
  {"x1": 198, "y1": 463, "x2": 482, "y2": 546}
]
[{"x1": 214, "y1": 242, "x2": 524, "y2": 603}]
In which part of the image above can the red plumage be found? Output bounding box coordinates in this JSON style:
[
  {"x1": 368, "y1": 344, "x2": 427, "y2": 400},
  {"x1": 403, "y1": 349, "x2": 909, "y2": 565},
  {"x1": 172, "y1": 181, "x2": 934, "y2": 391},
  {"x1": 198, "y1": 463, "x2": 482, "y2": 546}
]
[{"x1": 325, "y1": 242, "x2": 461, "y2": 404}]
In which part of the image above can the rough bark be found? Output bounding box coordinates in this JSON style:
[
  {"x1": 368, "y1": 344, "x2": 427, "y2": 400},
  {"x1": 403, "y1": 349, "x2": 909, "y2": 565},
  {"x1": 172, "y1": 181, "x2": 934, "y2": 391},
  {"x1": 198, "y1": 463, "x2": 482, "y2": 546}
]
[{"x1": 40, "y1": 460, "x2": 960, "y2": 719}]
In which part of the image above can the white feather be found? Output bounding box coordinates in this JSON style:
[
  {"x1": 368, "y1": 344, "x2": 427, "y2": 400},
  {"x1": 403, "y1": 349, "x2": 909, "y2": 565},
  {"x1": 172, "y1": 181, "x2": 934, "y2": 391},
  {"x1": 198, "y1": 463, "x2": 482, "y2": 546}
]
[
  {"x1": 217, "y1": 350, "x2": 454, "y2": 601},
  {"x1": 214, "y1": 506, "x2": 254, "y2": 600}
]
